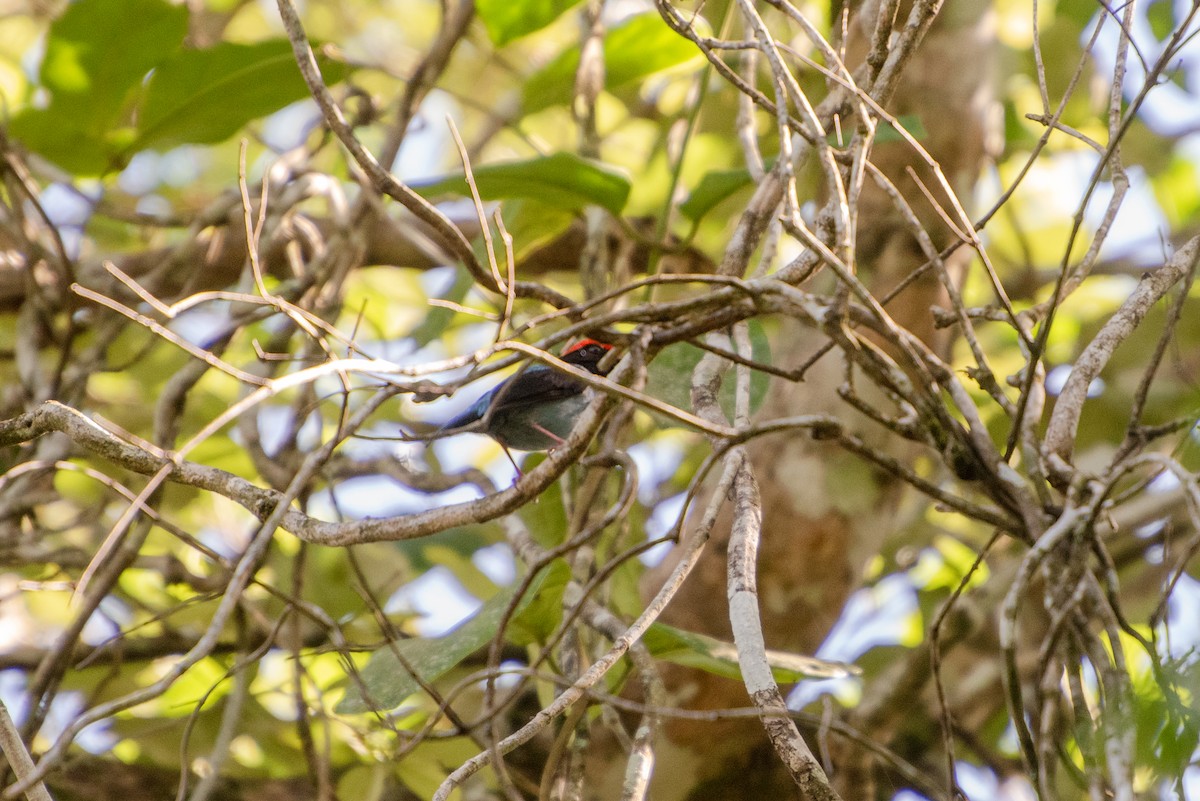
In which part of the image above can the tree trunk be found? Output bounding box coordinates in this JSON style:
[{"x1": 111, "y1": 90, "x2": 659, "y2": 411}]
[{"x1": 594, "y1": 1, "x2": 998, "y2": 797}]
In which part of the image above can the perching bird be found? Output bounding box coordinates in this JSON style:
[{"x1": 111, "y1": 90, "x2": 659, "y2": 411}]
[{"x1": 438, "y1": 339, "x2": 613, "y2": 460}]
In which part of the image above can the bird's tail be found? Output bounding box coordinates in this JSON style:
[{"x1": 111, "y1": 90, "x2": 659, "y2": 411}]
[{"x1": 437, "y1": 407, "x2": 481, "y2": 434}]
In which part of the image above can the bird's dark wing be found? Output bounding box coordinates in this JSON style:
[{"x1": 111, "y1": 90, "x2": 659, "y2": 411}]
[
  {"x1": 441, "y1": 359, "x2": 598, "y2": 431},
  {"x1": 485, "y1": 365, "x2": 586, "y2": 413}
]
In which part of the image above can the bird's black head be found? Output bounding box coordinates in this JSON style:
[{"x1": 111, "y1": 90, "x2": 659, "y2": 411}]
[{"x1": 561, "y1": 339, "x2": 613, "y2": 374}]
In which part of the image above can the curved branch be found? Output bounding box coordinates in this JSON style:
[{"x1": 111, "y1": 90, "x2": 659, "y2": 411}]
[
  {"x1": 1042, "y1": 235, "x2": 1200, "y2": 474},
  {"x1": 0, "y1": 395, "x2": 612, "y2": 547}
]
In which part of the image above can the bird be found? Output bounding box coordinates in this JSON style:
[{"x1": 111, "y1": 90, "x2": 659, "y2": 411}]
[{"x1": 437, "y1": 339, "x2": 613, "y2": 465}]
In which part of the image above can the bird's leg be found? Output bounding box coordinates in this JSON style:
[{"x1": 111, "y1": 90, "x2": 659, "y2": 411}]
[
  {"x1": 502, "y1": 445, "x2": 523, "y2": 477},
  {"x1": 529, "y1": 423, "x2": 567, "y2": 448}
]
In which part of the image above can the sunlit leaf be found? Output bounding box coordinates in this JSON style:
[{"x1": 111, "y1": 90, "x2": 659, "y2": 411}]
[
  {"x1": 1152, "y1": 156, "x2": 1200, "y2": 229},
  {"x1": 9, "y1": 0, "x2": 187, "y2": 172},
  {"x1": 1146, "y1": 0, "x2": 1176, "y2": 40},
  {"x1": 336, "y1": 766, "x2": 386, "y2": 801},
  {"x1": 496, "y1": 198, "x2": 579, "y2": 263},
  {"x1": 36, "y1": 0, "x2": 186, "y2": 114},
  {"x1": 478, "y1": 0, "x2": 583, "y2": 45},
  {"x1": 414, "y1": 152, "x2": 630, "y2": 215},
  {"x1": 134, "y1": 40, "x2": 348, "y2": 151},
  {"x1": 910, "y1": 535, "x2": 989, "y2": 592},
  {"x1": 679, "y1": 165, "x2": 760, "y2": 224},
  {"x1": 523, "y1": 12, "x2": 705, "y2": 112}
]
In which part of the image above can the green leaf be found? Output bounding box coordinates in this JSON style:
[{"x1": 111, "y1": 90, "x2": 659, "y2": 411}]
[
  {"x1": 516, "y1": 455, "x2": 570, "y2": 547},
  {"x1": 644, "y1": 623, "x2": 860, "y2": 682},
  {"x1": 523, "y1": 12, "x2": 704, "y2": 112},
  {"x1": 336, "y1": 766, "x2": 387, "y2": 801},
  {"x1": 404, "y1": 267, "x2": 475, "y2": 348},
  {"x1": 1153, "y1": 156, "x2": 1200, "y2": 229},
  {"x1": 1130, "y1": 656, "x2": 1200, "y2": 781},
  {"x1": 37, "y1": 0, "x2": 187, "y2": 117},
  {"x1": 9, "y1": 0, "x2": 188, "y2": 173},
  {"x1": 644, "y1": 321, "x2": 772, "y2": 422},
  {"x1": 394, "y1": 526, "x2": 493, "y2": 573},
  {"x1": 335, "y1": 561, "x2": 570, "y2": 713},
  {"x1": 133, "y1": 40, "x2": 349, "y2": 151},
  {"x1": 478, "y1": 0, "x2": 583, "y2": 45},
  {"x1": 507, "y1": 559, "x2": 570, "y2": 644},
  {"x1": 1146, "y1": 0, "x2": 1176, "y2": 40},
  {"x1": 496, "y1": 198, "x2": 578, "y2": 263},
  {"x1": 6, "y1": 109, "x2": 122, "y2": 175},
  {"x1": 679, "y1": 167, "x2": 755, "y2": 223},
  {"x1": 414, "y1": 152, "x2": 630, "y2": 215},
  {"x1": 680, "y1": 158, "x2": 777, "y2": 223}
]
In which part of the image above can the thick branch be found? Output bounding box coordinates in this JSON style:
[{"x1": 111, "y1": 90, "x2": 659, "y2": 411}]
[{"x1": 0, "y1": 397, "x2": 611, "y2": 546}]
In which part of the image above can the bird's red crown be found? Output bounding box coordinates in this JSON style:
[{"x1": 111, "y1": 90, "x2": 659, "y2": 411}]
[{"x1": 562, "y1": 338, "x2": 612, "y2": 356}]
